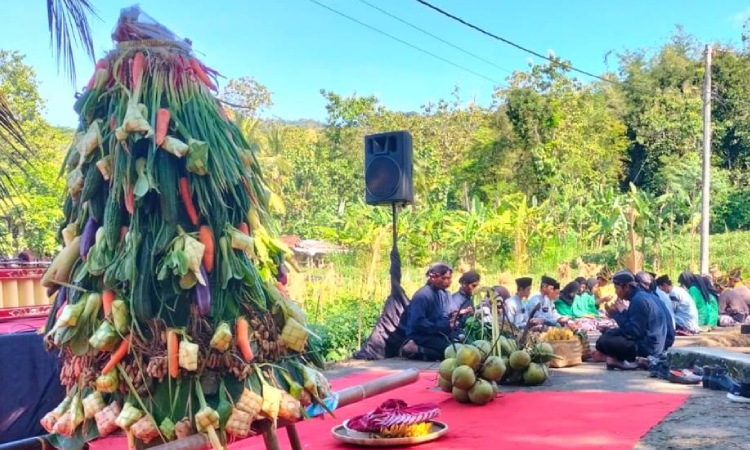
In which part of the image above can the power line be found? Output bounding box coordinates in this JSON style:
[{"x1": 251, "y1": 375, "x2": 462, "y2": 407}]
[
  {"x1": 305, "y1": 0, "x2": 503, "y2": 84},
  {"x1": 355, "y1": 0, "x2": 513, "y2": 75},
  {"x1": 412, "y1": 0, "x2": 616, "y2": 84}
]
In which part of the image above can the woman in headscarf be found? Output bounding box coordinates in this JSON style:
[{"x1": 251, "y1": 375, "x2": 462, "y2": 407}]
[
  {"x1": 572, "y1": 279, "x2": 601, "y2": 319},
  {"x1": 678, "y1": 271, "x2": 719, "y2": 328},
  {"x1": 554, "y1": 281, "x2": 580, "y2": 318}
]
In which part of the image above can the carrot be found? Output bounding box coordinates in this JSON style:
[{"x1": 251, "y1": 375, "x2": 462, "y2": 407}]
[
  {"x1": 235, "y1": 317, "x2": 254, "y2": 362},
  {"x1": 73, "y1": 357, "x2": 81, "y2": 378},
  {"x1": 155, "y1": 108, "x2": 171, "y2": 146},
  {"x1": 237, "y1": 222, "x2": 249, "y2": 235},
  {"x1": 102, "y1": 290, "x2": 115, "y2": 317},
  {"x1": 198, "y1": 225, "x2": 215, "y2": 273},
  {"x1": 102, "y1": 336, "x2": 130, "y2": 374},
  {"x1": 109, "y1": 115, "x2": 116, "y2": 131},
  {"x1": 120, "y1": 226, "x2": 129, "y2": 241},
  {"x1": 167, "y1": 329, "x2": 179, "y2": 378},
  {"x1": 131, "y1": 52, "x2": 145, "y2": 92},
  {"x1": 179, "y1": 177, "x2": 199, "y2": 226},
  {"x1": 124, "y1": 184, "x2": 135, "y2": 215},
  {"x1": 189, "y1": 58, "x2": 217, "y2": 91},
  {"x1": 86, "y1": 59, "x2": 108, "y2": 90}
]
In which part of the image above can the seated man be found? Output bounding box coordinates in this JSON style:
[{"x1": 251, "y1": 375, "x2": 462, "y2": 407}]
[
  {"x1": 527, "y1": 276, "x2": 566, "y2": 328},
  {"x1": 595, "y1": 271, "x2": 669, "y2": 370},
  {"x1": 501, "y1": 277, "x2": 532, "y2": 329},
  {"x1": 656, "y1": 275, "x2": 700, "y2": 335},
  {"x1": 451, "y1": 270, "x2": 481, "y2": 328},
  {"x1": 400, "y1": 262, "x2": 458, "y2": 361},
  {"x1": 718, "y1": 285, "x2": 750, "y2": 327}
]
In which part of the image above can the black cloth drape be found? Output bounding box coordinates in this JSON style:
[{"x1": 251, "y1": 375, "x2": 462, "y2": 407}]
[
  {"x1": 0, "y1": 331, "x2": 65, "y2": 443},
  {"x1": 353, "y1": 242, "x2": 410, "y2": 360}
]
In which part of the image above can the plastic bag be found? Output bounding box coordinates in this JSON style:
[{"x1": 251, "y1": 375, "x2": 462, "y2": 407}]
[{"x1": 112, "y1": 4, "x2": 192, "y2": 49}]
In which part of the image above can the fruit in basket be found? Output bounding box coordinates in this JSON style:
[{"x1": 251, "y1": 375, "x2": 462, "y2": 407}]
[
  {"x1": 480, "y1": 356, "x2": 506, "y2": 382},
  {"x1": 456, "y1": 345, "x2": 482, "y2": 371},
  {"x1": 451, "y1": 365, "x2": 476, "y2": 390},
  {"x1": 439, "y1": 358, "x2": 457, "y2": 381},
  {"x1": 509, "y1": 350, "x2": 531, "y2": 371},
  {"x1": 468, "y1": 379, "x2": 495, "y2": 405}
]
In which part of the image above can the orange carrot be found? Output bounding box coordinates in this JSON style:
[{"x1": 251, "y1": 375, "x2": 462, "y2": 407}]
[
  {"x1": 155, "y1": 108, "x2": 171, "y2": 146},
  {"x1": 124, "y1": 184, "x2": 135, "y2": 215},
  {"x1": 167, "y1": 329, "x2": 179, "y2": 379},
  {"x1": 86, "y1": 59, "x2": 108, "y2": 90},
  {"x1": 189, "y1": 58, "x2": 217, "y2": 91},
  {"x1": 179, "y1": 177, "x2": 199, "y2": 226},
  {"x1": 102, "y1": 290, "x2": 115, "y2": 317},
  {"x1": 198, "y1": 225, "x2": 215, "y2": 273},
  {"x1": 73, "y1": 357, "x2": 81, "y2": 378},
  {"x1": 237, "y1": 222, "x2": 249, "y2": 235},
  {"x1": 102, "y1": 336, "x2": 130, "y2": 374},
  {"x1": 120, "y1": 226, "x2": 129, "y2": 241},
  {"x1": 235, "y1": 317, "x2": 254, "y2": 362},
  {"x1": 131, "y1": 52, "x2": 145, "y2": 91}
]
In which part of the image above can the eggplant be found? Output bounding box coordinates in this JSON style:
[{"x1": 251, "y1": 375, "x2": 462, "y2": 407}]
[
  {"x1": 195, "y1": 264, "x2": 211, "y2": 316},
  {"x1": 80, "y1": 217, "x2": 98, "y2": 260}
]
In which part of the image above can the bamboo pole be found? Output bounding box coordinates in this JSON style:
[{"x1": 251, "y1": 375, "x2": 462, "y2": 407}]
[{"x1": 146, "y1": 368, "x2": 420, "y2": 450}]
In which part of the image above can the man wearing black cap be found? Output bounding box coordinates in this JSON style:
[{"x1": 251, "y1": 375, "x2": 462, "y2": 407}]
[
  {"x1": 596, "y1": 270, "x2": 669, "y2": 370},
  {"x1": 400, "y1": 262, "x2": 458, "y2": 361},
  {"x1": 452, "y1": 270, "x2": 481, "y2": 328},
  {"x1": 503, "y1": 277, "x2": 532, "y2": 328},
  {"x1": 527, "y1": 275, "x2": 565, "y2": 326}
]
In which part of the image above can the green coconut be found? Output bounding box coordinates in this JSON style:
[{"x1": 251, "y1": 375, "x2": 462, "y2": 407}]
[
  {"x1": 472, "y1": 340, "x2": 492, "y2": 360},
  {"x1": 437, "y1": 375, "x2": 453, "y2": 392},
  {"x1": 509, "y1": 350, "x2": 532, "y2": 371},
  {"x1": 523, "y1": 362, "x2": 548, "y2": 386},
  {"x1": 444, "y1": 343, "x2": 464, "y2": 360},
  {"x1": 452, "y1": 386, "x2": 471, "y2": 403},
  {"x1": 439, "y1": 358, "x2": 457, "y2": 381},
  {"x1": 480, "y1": 355, "x2": 507, "y2": 382},
  {"x1": 456, "y1": 345, "x2": 482, "y2": 371},
  {"x1": 468, "y1": 379, "x2": 495, "y2": 405},
  {"x1": 451, "y1": 365, "x2": 477, "y2": 390}
]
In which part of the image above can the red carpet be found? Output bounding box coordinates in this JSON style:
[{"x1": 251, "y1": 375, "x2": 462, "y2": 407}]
[{"x1": 91, "y1": 369, "x2": 687, "y2": 450}]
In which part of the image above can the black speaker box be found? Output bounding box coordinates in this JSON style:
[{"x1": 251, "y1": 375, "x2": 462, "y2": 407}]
[{"x1": 364, "y1": 130, "x2": 413, "y2": 205}]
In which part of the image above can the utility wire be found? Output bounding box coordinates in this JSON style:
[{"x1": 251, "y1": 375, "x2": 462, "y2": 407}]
[
  {"x1": 305, "y1": 0, "x2": 503, "y2": 84},
  {"x1": 412, "y1": 0, "x2": 616, "y2": 84},
  {"x1": 355, "y1": 0, "x2": 513, "y2": 75}
]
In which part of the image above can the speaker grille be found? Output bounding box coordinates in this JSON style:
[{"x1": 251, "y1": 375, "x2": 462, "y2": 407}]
[{"x1": 365, "y1": 157, "x2": 401, "y2": 199}]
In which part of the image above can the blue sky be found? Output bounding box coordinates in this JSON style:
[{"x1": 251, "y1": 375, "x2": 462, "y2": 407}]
[{"x1": 2, "y1": 1, "x2": 750, "y2": 127}]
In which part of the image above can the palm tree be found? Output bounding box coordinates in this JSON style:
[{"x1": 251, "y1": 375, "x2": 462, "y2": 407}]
[{"x1": 0, "y1": 0, "x2": 95, "y2": 158}]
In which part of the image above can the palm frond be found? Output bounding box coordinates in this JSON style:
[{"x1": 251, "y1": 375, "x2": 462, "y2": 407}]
[
  {"x1": 47, "y1": 0, "x2": 98, "y2": 84},
  {"x1": 0, "y1": 92, "x2": 28, "y2": 150}
]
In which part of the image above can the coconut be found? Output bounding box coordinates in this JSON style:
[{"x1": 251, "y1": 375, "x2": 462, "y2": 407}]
[
  {"x1": 451, "y1": 365, "x2": 477, "y2": 390},
  {"x1": 499, "y1": 336, "x2": 515, "y2": 355},
  {"x1": 437, "y1": 375, "x2": 453, "y2": 393},
  {"x1": 472, "y1": 340, "x2": 492, "y2": 359},
  {"x1": 439, "y1": 358, "x2": 457, "y2": 381},
  {"x1": 509, "y1": 350, "x2": 531, "y2": 371},
  {"x1": 444, "y1": 343, "x2": 463, "y2": 360},
  {"x1": 456, "y1": 345, "x2": 482, "y2": 371},
  {"x1": 539, "y1": 342, "x2": 554, "y2": 355},
  {"x1": 480, "y1": 355, "x2": 506, "y2": 382},
  {"x1": 468, "y1": 379, "x2": 495, "y2": 405},
  {"x1": 523, "y1": 362, "x2": 547, "y2": 386},
  {"x1": 452, "y1": 386, "x2": 470, "y2": 403}
]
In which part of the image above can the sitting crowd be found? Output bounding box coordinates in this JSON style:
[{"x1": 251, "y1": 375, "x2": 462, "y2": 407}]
[{"x1": 397, "y1": 262, "x2": 750, "y2": 370}]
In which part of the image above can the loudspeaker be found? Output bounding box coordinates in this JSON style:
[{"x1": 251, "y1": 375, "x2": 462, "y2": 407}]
[{"x1": 364, "y1": 130, "x2": 414, "y2": 205}]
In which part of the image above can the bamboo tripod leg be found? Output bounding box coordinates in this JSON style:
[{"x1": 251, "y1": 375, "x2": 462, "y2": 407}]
[
  {"x1": 286, "y1": 424, "x2": 303, "y2": 450},
  {"x1": 260, "y1": 422, "x2": 281, "y2": 450}
]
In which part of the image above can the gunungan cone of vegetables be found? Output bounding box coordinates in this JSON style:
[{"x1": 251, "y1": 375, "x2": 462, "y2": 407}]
[{"x1": 40, "y1": 5, "x2": 331, "y2": 450}]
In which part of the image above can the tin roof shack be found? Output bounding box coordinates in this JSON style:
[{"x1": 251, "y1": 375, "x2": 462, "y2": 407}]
[{"x1": 279, "y1": 236, "x2": 346, "y2": 268}]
